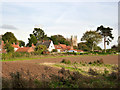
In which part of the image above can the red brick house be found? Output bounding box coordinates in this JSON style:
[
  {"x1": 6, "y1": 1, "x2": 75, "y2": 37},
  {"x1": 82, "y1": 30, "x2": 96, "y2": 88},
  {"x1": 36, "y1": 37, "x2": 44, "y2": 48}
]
[
  {"x1": 16, "y1": 47, "x2": 35, "y2": 53},
  {"x1": 54, "y1": 44, "x2": 71, "y2": 52},
  {"x1": 12, "y1": 42, "x2": 20, "y2": 51},
  {"x1": 16, "y1": 43, "x2": 35, "y2": 53}
]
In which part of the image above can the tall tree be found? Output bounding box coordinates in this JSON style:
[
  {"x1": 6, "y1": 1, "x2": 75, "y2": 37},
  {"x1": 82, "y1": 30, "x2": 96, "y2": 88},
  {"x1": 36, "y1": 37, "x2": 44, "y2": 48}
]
[
  {"x1": 2, "y1": 32, "x2": 17, "y2": 44},
  {"x1": 96, "y1": 25, "x2": 114, "y2": 52},
  {"x1": 78, "y1": 42, "x2": 90, "y2": 51},
  {"x1": 4, "y1": 42, "x2": 14, "y2": 53},
  {"x1": 27, "y1": 34, "x2": 37, "y2": 47},
  {"x1": 33, "y1": 28, "x2": 48, "y2": 41},
  {"x1": 50, "y1": 35, "x2": 70, "y2": 46},
  {"x1": 81, "y1": 30, "x2": 102, "y2": 51},
  {"x1": 18, "y1": 40, "x2": 25, "y2": 47}
]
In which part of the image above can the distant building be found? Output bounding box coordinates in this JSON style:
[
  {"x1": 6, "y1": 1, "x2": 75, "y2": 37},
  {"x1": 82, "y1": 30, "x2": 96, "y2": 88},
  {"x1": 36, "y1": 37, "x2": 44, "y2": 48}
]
[
  {"x1": 54, "y1": 44, "x2": 71, "y2": 52},
  {"x1": 36, "y1": 40, "x2": 55, "y2": 52},
  {"x1": 16, "y1": 47, "x2": 35, "y2": 53},
  {"x1": 66, "y1": 35, "x2": 77, "y2": 49},
  {"x1": 12, "y1": 42, "x2": 20, "y2": 51}
]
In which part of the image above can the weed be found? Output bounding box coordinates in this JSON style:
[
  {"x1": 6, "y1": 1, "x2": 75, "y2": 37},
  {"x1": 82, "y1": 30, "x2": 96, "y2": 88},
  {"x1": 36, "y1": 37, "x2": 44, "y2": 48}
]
[
  {"x1": 88, "y1": 68, "x2": 98, "y2": 75},
  {"x1": 61, "y1": 59, "x2": 71, "y2": 64}
]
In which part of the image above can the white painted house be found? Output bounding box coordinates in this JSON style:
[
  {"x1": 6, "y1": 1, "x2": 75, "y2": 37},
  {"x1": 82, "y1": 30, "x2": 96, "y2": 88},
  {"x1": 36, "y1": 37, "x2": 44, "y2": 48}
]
[{"x1": 36, "y1": 40, "x2": 55, "y2": 52}]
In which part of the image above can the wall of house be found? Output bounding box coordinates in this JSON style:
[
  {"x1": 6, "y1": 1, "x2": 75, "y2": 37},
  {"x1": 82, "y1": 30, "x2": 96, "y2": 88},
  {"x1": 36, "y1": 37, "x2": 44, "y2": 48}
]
[
  {"x1": 14, "y1": 48, "x2": 19, "y2": 51},
  {"x1": 48, "y1": 41, "x2": 55, "y2": 52},
  {"x1": 57, "y1": 49, "x2": 61, "y2": 52}
]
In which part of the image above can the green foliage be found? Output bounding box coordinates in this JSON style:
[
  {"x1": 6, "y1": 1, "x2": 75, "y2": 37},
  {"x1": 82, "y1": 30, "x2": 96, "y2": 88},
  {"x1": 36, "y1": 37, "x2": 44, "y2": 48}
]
[
  {"x1": 50, "y1": 35, "x2": 70, "y2": 46},
  {"x1": 27, "y1": 34, "x2": 37, "y2": 47},
  {"x1": 18, "y1": 40, "x2": 25, "y2": 47},
  {"x1": 78, "y1": 42, "x2": 90, "y2": 51},
  {"x1": 4, "y1": 43, "x2": 14, "y2": 53},
  {"x1": 81, "y1": 30, "x2": 102, "y2": 51},
  {"x1": 35, "y1": 45, "x2": 47, "y2": 54},
  {"x1": 96, "y1": 25, "x2": 114, "y2": 52},
  {"x1": 61, "y1": 59, "x2": 71, "y2": 64},
  {"x1": 52, "y1": 49, "x2": 57, "y2": 52},
  {"x1": 2, "y1": 52, "x2": 30, "y2": 60},
  {"x1": 2, "y1": 32, "x2": 17, "y2": 44},
  {"x1": 33, "y1": 28, "x2": 48, "y2": 41}
]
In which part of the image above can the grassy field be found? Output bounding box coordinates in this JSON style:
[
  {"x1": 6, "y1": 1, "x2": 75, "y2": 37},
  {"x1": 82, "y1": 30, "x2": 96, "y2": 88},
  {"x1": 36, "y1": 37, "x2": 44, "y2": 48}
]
[
  {"x1": 1, "y1": 54, "x2": 118, "y2": 62},
  {"x1": 39, "y1": 59, "x2": 119, "y2": 88}
]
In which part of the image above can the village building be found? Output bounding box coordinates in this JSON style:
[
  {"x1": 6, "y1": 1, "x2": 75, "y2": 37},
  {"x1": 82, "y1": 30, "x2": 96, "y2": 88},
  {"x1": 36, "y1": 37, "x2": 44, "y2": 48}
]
[
  {"x1": 54, "y1": 44, "x2": 71, "y2": 52},
  {"x1": 36, "y1": 40, "x2": 55, "y2": 52},
  {"x1": 16, "y1": 47, "x2": 34, "y2": 53},
  {"x1": 12, "y1": 42, "x2": 20, "y2": 51}
]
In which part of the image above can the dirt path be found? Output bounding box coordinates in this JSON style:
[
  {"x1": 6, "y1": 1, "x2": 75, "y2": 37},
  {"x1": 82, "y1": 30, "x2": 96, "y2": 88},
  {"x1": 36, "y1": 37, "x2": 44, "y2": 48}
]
[{"x1": 2, "y1": 55, "x2": 118, "y2": 78}]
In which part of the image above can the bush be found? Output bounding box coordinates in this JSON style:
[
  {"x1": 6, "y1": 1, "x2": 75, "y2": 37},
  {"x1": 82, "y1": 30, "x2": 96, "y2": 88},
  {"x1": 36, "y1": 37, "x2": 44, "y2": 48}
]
[
  {"x1": 61, "y1": 59, "x2": 71, "y2": 64},
  {"x1": 2, "y1": 52, "x2": 31, "y2": 60},
  {"x1": 88, "y1": 68, "x2": 98, "y2": 75},
  {"x1": 52, "y1": 49, "x2": 58, "y2": 52}
]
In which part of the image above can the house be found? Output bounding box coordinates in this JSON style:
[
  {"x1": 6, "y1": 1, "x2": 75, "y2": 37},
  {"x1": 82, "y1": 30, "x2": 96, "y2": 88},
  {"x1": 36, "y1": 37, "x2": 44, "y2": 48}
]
[
  {"x1": 36, "y1": 40, "x2": 55, "y2": 52},
  {"x1": 12, "y1": 42, "x2": 20, "y2": 51},
  {"x1": 54, "y1": 45, "x2": 62, "y2": 52},
  {"x1": 54, "y1": 44, "x2": 71, "y2": 52},
  {"x1": 16, "y1": 47, "x2": 34, "y2": 53}
]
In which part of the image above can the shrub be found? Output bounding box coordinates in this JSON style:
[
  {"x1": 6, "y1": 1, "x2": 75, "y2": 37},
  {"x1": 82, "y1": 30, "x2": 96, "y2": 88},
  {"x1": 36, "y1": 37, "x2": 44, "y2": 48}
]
[
  {"x1": 74, "y1": 61, "x2": 78, "y2": 64},
  {"x1": 104, "y1": 68, "x2": 109, "y2": 75},
  {"x1": 108, "y1": 71, "x2": 118, "y2": 80},
  {"x1": 52, "y1": 49, "x2": 58, "y2": 52},
  {"x1": 61, "y1": 59, "x2": 71, "y2": 64},
  {"x1": 88, "y1": 68, "x2": 98, "y2": 75}
]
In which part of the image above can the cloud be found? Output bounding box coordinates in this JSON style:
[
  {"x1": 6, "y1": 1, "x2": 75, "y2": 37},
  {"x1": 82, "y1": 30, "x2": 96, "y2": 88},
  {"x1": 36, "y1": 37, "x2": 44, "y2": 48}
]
[{"x1": 1, "y1": 24, "x2": 18, "y2": 30}]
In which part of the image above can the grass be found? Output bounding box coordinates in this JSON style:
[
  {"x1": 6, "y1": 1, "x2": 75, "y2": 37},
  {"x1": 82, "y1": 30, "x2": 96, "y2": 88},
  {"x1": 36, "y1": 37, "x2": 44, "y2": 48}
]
[
  {"x1": 41, "y1": 60, "x2": 118, "y2": 77},
  {"x1": 1, "y1": 54, "x2": 118, "y2": 62}
]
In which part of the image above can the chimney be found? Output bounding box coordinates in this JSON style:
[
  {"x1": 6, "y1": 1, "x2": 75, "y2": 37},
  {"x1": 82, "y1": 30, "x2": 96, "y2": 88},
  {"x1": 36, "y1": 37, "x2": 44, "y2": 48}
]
[{"x1": 32, "y1": 43, "x2": 35, "y2": 47}]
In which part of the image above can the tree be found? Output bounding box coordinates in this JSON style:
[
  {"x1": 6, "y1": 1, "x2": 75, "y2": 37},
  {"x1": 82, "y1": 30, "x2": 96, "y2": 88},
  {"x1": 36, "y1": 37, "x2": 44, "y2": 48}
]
[
  {"x1": 35, "y1": 45, "x2": 47, "y2": 54},
  {"x1": 50, "y1": 35, "x2": 70, "y2": 46},
  {"x1": 96, "y1": 25, "x2": 114, "y2": 52},
  {"x1": 18, "y1": 40, "x2": 25, "y2": 47},
  {"x1": 33, "y1": 28, "x2": 48, "y2": 41},
  {"x1": 81, "y1": 30, "x2": 102, "y2": 51},
  {"x1": 4, "y1": 42, "x2": 14, "y2": 53},
  {"x1": 2, "y1": 32, "x2": 17, "y2": 44},
  {"x1": 27, "y1": 34, "x2": 37, "y2": 47},
  {"x1": 78, "y1": 42, "x2": 90, "y2": 51}
]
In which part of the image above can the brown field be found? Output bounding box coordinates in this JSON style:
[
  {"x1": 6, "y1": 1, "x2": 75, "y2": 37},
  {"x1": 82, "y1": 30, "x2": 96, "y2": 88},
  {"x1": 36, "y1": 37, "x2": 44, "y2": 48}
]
[{"x1": 2, "y1": 55, "x2": 118, "y2": 78}]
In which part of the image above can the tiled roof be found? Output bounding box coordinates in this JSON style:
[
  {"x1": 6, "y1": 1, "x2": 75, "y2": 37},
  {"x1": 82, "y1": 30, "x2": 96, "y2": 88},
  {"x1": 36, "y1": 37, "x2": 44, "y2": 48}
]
[
  {"x1": 66, "y1": 46, "x2": 71, "y2": 50},
  {"x1": 16, "y1": 47, "x2": 30, "y2": 52},
  {"x1": 54, "y1": 44, "x2": 71, "y2": 50},
  {"x1": 54, "y1": 45, "x2": 61, "y2": 49},
  {"x1": 59, "y1": 44, "x2": 67, "y2": 49},
  {"x1": 12, "y1": 44, "x2": 20, "y2": 48},
  {"x1": 36, "y1": 41, "x2": 51, "y2": 48}
]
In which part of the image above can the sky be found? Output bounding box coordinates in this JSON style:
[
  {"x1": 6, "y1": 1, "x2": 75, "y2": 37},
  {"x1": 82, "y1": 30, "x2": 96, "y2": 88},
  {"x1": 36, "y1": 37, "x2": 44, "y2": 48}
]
[{"x1": 0, "y1": 1, "x2": 118, "y2": 49}]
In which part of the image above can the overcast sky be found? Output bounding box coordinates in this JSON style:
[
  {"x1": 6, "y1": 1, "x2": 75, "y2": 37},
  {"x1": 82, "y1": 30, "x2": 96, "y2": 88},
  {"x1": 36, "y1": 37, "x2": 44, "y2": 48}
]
[{"x1": 0, "y1": 1, "x2": 118, "y2": 49}]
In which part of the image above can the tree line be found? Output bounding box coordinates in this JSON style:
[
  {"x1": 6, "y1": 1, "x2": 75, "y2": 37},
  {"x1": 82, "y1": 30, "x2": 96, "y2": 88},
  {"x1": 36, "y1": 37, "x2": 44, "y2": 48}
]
[{"x1": 1, "y1": 25, "x2": 116, "y2": 53}]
